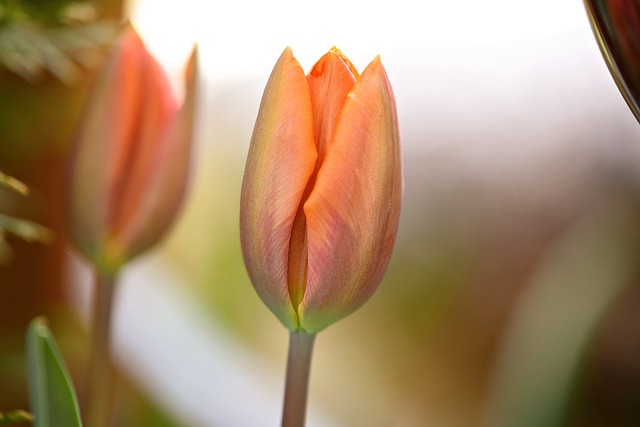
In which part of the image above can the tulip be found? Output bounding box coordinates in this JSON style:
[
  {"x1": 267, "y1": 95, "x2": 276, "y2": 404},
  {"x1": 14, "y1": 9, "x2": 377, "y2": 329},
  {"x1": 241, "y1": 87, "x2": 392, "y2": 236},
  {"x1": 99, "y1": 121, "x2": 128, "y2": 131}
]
[
  {"x1": 63, "y1": 24, "x2": 197, "y2": 427},
  {"x1": 240, "y1": 47, "x2": 402, "y2": 334},
  {"x1": 584, "y1": 0, "x2": 640, "y2": 122},
  {"x1": 65, "y1": 23, "x2": 197, "y2": 276}
]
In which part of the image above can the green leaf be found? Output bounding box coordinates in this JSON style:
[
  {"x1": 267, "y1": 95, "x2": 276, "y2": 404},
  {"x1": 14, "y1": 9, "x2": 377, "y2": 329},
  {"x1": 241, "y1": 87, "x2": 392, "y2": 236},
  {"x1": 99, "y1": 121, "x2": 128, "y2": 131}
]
[
  {"x1": 0, "y1": 20, "x2": 119, "y2": 84},
  {"x1": 0, "y1": 213, "x2": 54, "y2": 244},
  {"x1": 0, "y1": 409, "x2": 34, "y2": 424},
  {"x1": 26, "y1": 317, "x2": 83, "y2": 427},
  {"x1": 0, "y1": 171, "x2": 29, "y2": 196}
]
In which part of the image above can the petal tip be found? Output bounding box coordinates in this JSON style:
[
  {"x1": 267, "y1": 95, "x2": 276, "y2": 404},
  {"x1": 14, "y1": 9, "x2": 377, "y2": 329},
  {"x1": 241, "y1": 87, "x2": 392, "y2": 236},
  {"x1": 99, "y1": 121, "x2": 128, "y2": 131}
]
[{"x1": 185, "y1": 44, "x2": 199, "y2": 84}]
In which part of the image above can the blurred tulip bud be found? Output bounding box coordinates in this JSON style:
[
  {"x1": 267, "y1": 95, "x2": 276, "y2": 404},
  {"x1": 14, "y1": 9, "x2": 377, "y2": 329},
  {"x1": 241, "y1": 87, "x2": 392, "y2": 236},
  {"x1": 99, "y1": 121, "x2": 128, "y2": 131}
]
[
  {"x1": 241, "y1": 47, "x2": 403, "y2": 333},
  {"x1": 65, "y1": 24, "x2": 197, "y2": 275}
]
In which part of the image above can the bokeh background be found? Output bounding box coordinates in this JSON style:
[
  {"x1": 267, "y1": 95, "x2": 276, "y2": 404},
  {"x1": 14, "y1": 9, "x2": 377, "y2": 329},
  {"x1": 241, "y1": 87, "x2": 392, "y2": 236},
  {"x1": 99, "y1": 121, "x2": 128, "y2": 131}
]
[{"x1": 3, "y1": 0, "x2": 640, "y2": 426}]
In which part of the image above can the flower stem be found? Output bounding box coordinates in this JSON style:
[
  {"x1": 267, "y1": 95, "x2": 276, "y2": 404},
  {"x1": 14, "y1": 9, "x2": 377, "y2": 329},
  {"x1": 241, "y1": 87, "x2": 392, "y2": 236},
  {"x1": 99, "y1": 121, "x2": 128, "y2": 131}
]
[
  {"x1": 281, "y1": 331, "x2": 316, "y2": 427},
  {"x1": 83, "y1": 270, "x2": 118, "y2": 427}
]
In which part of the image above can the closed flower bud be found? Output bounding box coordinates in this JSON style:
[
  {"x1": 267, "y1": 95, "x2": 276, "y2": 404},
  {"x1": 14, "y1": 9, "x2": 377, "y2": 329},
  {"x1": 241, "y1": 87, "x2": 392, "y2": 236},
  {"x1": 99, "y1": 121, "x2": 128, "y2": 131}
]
[
  {"x1": 241, "y1": 47, "x2": 403, "y2": 333},
  {"x1": 65, "y1": 24, "x2": 197, "y2": 275}
]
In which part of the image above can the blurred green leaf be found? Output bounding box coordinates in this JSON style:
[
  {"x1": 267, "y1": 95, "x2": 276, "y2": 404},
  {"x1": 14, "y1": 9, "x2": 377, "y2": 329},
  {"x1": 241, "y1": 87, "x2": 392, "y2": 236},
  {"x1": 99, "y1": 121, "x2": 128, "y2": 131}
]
[
  {"x1": 0, "y1": 409, "x2": 34, "y2": 424},
  {"x1": 0, "y1": 171, "x2": 29, "y2": 196},
  {"x1": 1, "y1": 0, "x2": 98, "y2": 26},
  {"x1": 0, "y1": 0, "x2": 119, "y2": 84},
  {"x1": 0, "y1": 20, "x2": 118, "y2": 84},
  {"x1": 0, "y1": 171, "x2": 54, "y2": 265},
  {"x1": 0, "y1": 213, "x2": 54, "y2": 244},
  {"x1": 26, "y1": 317, "x2": 83, "y2": 427}
]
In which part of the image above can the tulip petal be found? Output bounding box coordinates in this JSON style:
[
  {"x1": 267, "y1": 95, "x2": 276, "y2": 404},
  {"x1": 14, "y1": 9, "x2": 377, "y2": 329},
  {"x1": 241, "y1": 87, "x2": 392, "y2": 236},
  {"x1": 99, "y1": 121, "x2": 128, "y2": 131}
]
[
  {"x1": 118, "y1": 45, "x2": 198, "y2": 259},
  {"x1": 286, "y1": 48, "x2": 358, "y2": 313},
  {"x1": 306, "y1": 48, "x2": 357, "y2": 165},
  {"x1": 328, "y1": 47, "x2": 360, "y2": 80},
  {"x1": 65, "y1": 24, "x2": 194, "y2": 274},
  {"x1": 240, "y1": 48, "x2": 317, "y2": 330},
  {"x1": 105, "y1": 27, "x2": 179, "y2": 259},
  {"x1": 300, "y1": 57, "x2": 403, "y2": 333},
  {"x1": 65, "y1": 24, "x2": 147, "y2": 267}
]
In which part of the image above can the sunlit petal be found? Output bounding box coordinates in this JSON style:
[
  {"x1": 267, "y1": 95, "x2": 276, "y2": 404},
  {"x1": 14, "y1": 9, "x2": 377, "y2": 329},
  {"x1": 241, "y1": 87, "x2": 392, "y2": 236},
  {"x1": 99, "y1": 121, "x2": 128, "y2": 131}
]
[
  {"x1": 301, "y1": 57, "x2": 403, "y2": 332},
  {"x1": 104, "y1": 28, "x2": 178, "y2": 257},
  {"x1": 306, "y1": 49, "x2": 357, "y2": 165},
  {"x1": 240, "y1": 48, "x2": 317, "y2": 329},
  {"x1": 119, "y1": 46, "x2": 198, "y2": 258},
  {"x1": 65, "y1": 25, "x2": 144, "y2": 265}
]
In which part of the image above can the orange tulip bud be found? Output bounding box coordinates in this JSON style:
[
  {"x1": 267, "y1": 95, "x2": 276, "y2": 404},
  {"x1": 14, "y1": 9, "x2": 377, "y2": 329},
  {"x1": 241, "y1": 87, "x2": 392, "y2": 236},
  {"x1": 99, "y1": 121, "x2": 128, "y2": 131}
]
[
  {"x1": 65, "y1": 24, "x2": 197, "y2": 275},
  {"x1": 241, "y1": 47, "x2": 403, "y2": 333}
]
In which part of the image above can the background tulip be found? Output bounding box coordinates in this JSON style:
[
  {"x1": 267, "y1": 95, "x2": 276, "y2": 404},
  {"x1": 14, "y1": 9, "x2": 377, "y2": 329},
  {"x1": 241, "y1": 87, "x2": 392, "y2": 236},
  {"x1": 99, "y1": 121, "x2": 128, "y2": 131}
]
[
  {"x1": 63, "y1": 24, "x2": 197, "y2": 427},
  {"x1": 65, "y1": 24, "x2": 197, "y2": 276},
  {"x1": 240, "y1": 46, "x2": 402, "y2": 334}
]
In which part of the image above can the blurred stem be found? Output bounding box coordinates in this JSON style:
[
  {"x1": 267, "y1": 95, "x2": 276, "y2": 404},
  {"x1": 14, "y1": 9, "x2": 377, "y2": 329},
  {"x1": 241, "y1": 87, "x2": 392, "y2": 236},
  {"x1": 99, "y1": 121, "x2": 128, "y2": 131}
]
[
  {"x1": 83, "y1": 270, "x2": 118, "y2": 427},
  {"x1": 282, "y1": 331, "x2": 316, "y2": 427}
]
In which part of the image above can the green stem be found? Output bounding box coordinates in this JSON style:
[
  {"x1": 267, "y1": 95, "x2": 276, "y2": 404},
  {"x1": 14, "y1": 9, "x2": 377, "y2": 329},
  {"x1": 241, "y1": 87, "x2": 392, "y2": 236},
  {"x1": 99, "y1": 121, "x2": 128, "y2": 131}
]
[
  {"x1": 82, "y1": 270, "x2": 118, "y2": 427},
  {"x1": 281, "y1": 331, "x2": 316, "y2": 427}
]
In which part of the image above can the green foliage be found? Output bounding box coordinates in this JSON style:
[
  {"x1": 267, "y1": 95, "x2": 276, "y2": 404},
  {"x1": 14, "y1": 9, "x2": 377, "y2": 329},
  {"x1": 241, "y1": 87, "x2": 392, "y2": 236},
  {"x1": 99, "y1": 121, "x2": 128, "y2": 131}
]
[
  {"x1": 0, "y1": 1, "x2": 119, "y2": 83},
  {"x1": 26, "y1": 317, "x2": 83, "y2": 427},
  {"x1": 0, "y1": 214, "x2": 54, "y2": 244},
  {"x1": 0, "y1": 171, "x2": 28, "y2": 195},
  {"x1": 0, "y1": 171, "x2": 53, "y2": 265},
  {"x1": 0, "y1": 410, "x2": 33, "y2": 424},
  {"x1": 0, "y1": 0, "x2": 96, "y2": 26}
]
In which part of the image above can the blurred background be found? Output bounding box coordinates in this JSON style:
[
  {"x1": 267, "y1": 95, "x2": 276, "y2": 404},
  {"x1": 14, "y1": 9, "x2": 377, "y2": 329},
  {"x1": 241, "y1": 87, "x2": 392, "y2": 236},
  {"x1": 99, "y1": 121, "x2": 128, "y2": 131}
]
[{"x1": 3, "y1": 0, "x2": 640, "y2": 426}]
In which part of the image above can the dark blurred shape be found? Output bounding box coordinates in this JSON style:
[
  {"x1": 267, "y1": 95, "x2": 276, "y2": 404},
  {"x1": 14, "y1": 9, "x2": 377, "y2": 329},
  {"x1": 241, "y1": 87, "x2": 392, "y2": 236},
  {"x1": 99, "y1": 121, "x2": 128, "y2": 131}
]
[
  {"x1": 584, "y1": 0, "x2": 640, "y2": 122},
  {"x1": 569, "y1": 285, "x2": 640, "y2": 427},
  {"x1": 484, "y1": 188, "x2": 640, "y2": 427}
]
